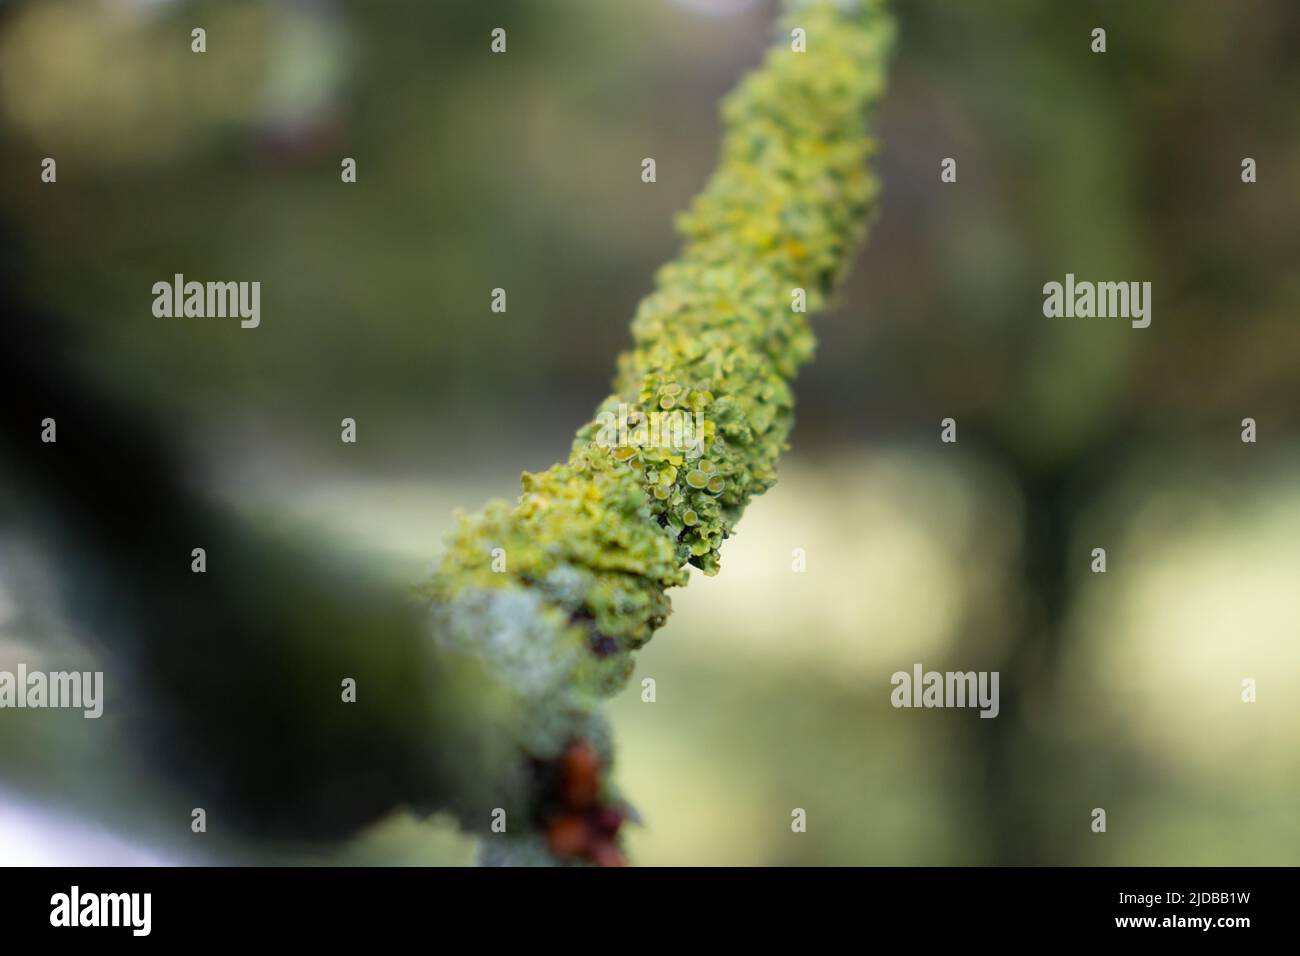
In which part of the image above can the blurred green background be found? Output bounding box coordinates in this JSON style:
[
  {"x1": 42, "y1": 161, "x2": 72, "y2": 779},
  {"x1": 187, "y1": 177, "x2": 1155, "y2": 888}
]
[{"x1": 1, "y1": 0, "x2": 1298, "y2": 865}]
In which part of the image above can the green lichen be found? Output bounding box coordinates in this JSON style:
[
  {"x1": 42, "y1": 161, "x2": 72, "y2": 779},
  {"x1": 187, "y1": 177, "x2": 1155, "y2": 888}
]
[{"x1": 426, "y1": 0, "x2": 892, "y2": 861}]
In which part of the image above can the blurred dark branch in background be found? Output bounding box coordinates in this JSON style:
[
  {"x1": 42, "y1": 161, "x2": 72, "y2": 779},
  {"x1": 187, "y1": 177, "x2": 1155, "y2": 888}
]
[{"x1": 0, "y1": 238, "x2": 516, "y2": 849}]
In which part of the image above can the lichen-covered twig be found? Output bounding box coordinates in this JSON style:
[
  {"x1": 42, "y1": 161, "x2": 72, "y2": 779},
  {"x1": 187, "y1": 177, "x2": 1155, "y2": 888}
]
[{"x1": 426, "y1": 0, "x2": 893, "y2": 865}]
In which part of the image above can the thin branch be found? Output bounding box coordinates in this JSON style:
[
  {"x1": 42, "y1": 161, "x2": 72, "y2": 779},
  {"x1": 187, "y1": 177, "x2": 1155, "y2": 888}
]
[{"x1": 429, "y1": 0, "x2": 895, "y2": 865}]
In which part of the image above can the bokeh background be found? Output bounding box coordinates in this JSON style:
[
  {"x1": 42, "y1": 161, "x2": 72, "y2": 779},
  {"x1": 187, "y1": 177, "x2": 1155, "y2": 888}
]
[{"x1": 1, "y1": 0, "x2": 1298, "y2": 865}]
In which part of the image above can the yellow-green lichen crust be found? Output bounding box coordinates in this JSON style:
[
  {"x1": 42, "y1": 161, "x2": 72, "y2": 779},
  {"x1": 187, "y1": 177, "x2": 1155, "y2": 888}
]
[{"x1": 428, "y1": 0, "x2": 892, "y2": 772}]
